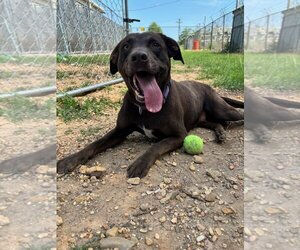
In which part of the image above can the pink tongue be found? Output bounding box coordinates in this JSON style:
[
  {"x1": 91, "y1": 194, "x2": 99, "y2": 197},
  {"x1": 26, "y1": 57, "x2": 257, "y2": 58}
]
[{"x1": 135, "y1": 74, "x2": 163, "y2": 113}]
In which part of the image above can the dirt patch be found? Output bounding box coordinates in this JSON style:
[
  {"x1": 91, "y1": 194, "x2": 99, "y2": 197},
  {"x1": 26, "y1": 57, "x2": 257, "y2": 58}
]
[
  {"x1": 57, "y1": 123, "x2": 244, "y2": 250},
  {"x1": 0, "y1": 63, "x2": 55, "y2": 93},
  {"x1": 57, "y1": 82, "x2": 244, "y2": 250},
  {"x1": 244, "y1": 125, "x2": 300, "y2": 250}
]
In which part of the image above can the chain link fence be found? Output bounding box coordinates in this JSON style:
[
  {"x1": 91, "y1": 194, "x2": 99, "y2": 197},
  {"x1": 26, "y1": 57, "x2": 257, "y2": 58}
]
[
  {"x1": 185, "y1": 5, "x2": 244, "y2": 52},
  {"x1": 245, "y1": 5, "x2": 300, "y2": 53},
  {"x1": 0, "y1": 0, "x2": 56, "y2": 249},
  {"x1": 57, "y1": 0, "x2": 126, "y2": 93}
]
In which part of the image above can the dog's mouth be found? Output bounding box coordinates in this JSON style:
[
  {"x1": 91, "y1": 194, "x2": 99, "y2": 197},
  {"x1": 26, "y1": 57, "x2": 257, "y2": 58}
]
[{"x1": 130, "y1": 72, "x2": 163, "y2": 113}]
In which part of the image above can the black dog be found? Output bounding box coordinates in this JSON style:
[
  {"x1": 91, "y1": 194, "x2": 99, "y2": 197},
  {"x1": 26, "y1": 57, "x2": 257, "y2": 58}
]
[
  {"x1": 245, "y1": 86, "x2": 300, "y2": 142},
  {"x1": 57, "y1": 32, "x2": 244, "y2": 178}
]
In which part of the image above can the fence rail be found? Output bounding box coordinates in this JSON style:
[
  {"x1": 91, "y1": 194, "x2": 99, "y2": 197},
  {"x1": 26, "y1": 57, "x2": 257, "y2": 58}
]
[
  {"x1": 56, "y1": 0, "x2": 126, "y2": 95},
  {"x1": 185, "y1": 5, "x2": 244, "y2": 52},
  {"x1": 245, "y1": 5, "x2": 300, "y2": 53}
]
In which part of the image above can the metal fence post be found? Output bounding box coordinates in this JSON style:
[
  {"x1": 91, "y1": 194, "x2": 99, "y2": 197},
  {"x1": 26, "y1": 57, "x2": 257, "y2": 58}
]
[
  {"x1": 210, "y1": 21, "x2": 214, "y2": 50},
  {"x1": 203, "y1": 25, "x2": 206, "y2": 49},
  {"x1": 264, "y1": 14, "x2": 270, "y2": 51},
  {"x1": 246, "y1": 21, "x2": 251, "y2": 50},
  {"x1": 222, "y1": 14, "x2": 225, "y2": 50},
  {"x1": 124, "y1": 0, "x2": 129, "y2": 34}
]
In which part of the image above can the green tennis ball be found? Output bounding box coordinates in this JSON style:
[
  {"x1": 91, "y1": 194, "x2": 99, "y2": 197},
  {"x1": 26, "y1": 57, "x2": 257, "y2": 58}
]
[{"x1": 183, "y1": 135, "x2": 204, "y2": 155}]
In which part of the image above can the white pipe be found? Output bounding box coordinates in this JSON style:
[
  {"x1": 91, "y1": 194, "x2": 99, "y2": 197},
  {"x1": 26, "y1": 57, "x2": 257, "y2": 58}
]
[
  {"x1": 0, "y1": 78, "x2": 124, "y2": 99},
  {"x1": 57, "y1": 78, "x2": 124, "y2": 98},
  {"x1": 0, "y1": 86, "x2": 56, "y2": 98}
]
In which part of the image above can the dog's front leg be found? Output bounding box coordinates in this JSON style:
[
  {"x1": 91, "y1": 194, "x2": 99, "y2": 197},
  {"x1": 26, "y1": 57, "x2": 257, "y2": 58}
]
[
  {"x1": 57, "y1": 127, "x2": 134, "y2": 174},
  {"x1": 127, "y1": 136, "x2": 185, "y2": 178}
]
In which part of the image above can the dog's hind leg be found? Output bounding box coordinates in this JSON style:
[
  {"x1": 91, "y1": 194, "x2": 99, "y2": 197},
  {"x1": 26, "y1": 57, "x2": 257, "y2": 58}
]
[
  {"x1": 246, "y1": 123, "x2": 272, "y2": 143},
  {"x1": 209, "y1": 100, "x2": 244, "y2": 122},
  {"x1": 198, "y1": 121, "x2": 226, "y2": 143}
]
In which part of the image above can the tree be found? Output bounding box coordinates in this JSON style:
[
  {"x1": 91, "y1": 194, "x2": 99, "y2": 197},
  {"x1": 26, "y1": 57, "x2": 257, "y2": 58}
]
[
  {"x1": 147, "y1": 22, "x2": 163, "y2": 33},
  {"x1": 179, "y1": 28, "x2": 194, "y2": 45}
]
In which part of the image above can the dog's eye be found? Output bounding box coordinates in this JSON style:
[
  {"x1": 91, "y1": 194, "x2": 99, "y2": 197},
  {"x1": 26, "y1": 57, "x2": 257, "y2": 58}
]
[
  {"x1": 152, "y1": 41, "x2": 160, "y2": 48},
  {"x1": 123, "y1": 44, "x2": 129, "y2": 50}
]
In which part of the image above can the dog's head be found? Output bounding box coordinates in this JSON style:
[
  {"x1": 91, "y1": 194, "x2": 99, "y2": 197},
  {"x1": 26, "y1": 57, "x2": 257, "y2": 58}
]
[{"x1": 110, "y1": 32, "x2": 184, "y2": 113}]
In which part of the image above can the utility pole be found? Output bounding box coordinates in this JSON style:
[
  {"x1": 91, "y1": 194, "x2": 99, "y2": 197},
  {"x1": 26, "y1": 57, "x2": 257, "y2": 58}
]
[{"x1": 176, "y1": 18, "x2": 182, "y2": 41}]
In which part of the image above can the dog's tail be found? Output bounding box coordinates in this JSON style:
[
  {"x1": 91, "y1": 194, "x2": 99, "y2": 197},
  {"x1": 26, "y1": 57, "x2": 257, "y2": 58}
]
[
  {"x1": 265, "y1": 97, "x2": 300, "y2": 109},
  {"x1": 222, "y1": 97, "x2": 244, "y2": 109}
]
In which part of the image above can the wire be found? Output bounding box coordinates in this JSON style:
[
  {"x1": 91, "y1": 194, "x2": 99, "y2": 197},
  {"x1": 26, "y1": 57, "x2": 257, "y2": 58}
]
[{"x1": 129, "y1": 0, "x2": 181, "y2": 11}]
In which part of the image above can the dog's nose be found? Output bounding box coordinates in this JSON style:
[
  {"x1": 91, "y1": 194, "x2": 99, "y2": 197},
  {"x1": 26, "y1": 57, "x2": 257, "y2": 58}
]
[{"x1": 131, "y1": 51, "x2": 148, "y2": 63}]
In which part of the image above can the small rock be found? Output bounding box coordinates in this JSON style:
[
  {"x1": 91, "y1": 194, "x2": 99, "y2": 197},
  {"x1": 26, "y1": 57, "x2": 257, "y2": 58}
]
[
  {"x1": 222, "y1": 207, "x2": 235, "y2": 215},
  {"x1": 145, "y1": 237, "x2": 153, "y2": 246},
  {"x1": 163, "y1": 177, "x2": 172, "y2": 184},
  {"x1": 249, "y1": 235, "x2": 257, "y2": 242},
  {"x1": 228, "y1": 164, "x2": 235, "y2": 170},
  {"x1": 57, "y1": 216, "x2": 63, "y2": 226},
  {"x1": 127, "y1": 177, "x2": 141, "y2": 185},
  {"x1": 215, "y1": 228, "x2": 222, "y2": 236},
  {"x1": 197, "y1": 224, "x2": 205, "y2": 231},
  {"x1": 0, "y1": 215, "x2": 10, "y2": 226},
  {"x1": 171, "y1": 217, "x2": 178, "y2": 224},
  {"x1": 36, "y1": 165, "x2": 49, "y2": 174},
  {"x1": 139, "y1": 228, "x2": 148, "y2": 233},
  {"x1": 189, "y1": 164, "x2": 196, "y2": 171},
  {"x1": 245, "y1": 170, "x2": 264, "y2": 182},
  {"x1": 194, "y1": 155, "x2": 204, "y2": 164},
  {"x1": 155, "y1": 160, "x2": 164, "y2": 168},
  {"x1": 254, "y1": 228, "x2": 264, "y2": 236},
  {"x1": 154, "y1": 233, "x2": 160, "y2": 240},
  {"x1": 106, "y1": 227, "x2": 119, "y2": 237},
  {"x1": 82, "y1": 183, "x2": 88, "y2": 188},
  {"x1": 140, "y1": 203, "x2": 149, "y2": 211},
  {"x1": 209, "y1": 227, "x2": 214, "y2": 236},
  {"x1": 159, "y1": 216, "x2": 166, "y2": 223},
  {"x1": 244, "y1": 227, "x2": 252, "y2": 236},
  {"x1": 41, "y1": 182, "x2": 51, "y2": 188},
  {"x1": 38, "y1": 233, "x2": 48, "y2": 239},
  {"x1": 265, "y1": 243, "x2": 273, "y2": 249},
  {"x1": 206, "y1": 169, "x2": 222, "y2": 182},
  {"x1": 79, "y1": 165, "x2": 106, "y2": 178},
  {"x1": 100, "y1": 237, "x2": 136, "y2": 250},
  {"x1": 265, "y1": 207, "x2": 282, "y2": 215},
  {"x1": 160, "y1": 191, "x2": 179, "y2": 204},
  {"x1": 205, "y1": 192, "x2": 217, "y2": 202},
  {"x1": 196, "y1": 235, "x2": 206, "y2": 242},
  {"x1": 120, "y1": 165, "x2": 128, "y2": 169}
]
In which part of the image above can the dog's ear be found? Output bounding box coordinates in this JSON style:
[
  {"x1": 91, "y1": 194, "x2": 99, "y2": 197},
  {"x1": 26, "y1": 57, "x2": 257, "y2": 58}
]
[
  {"x1": 159, "y1": 33, "x2": 184, "y2": 64},
  {"x1": 110, "y1": 43, "x2": 120, "y2": 75}
]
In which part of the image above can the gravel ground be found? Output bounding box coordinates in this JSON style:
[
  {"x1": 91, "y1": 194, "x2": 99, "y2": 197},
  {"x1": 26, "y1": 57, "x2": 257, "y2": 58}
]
[{"x1": 57, "y1": 71, "x2": 245, "y2": 249}]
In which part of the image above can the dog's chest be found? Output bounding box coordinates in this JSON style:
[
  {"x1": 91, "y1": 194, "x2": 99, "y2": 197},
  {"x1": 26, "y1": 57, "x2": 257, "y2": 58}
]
[{"x1": 139, "y1": 125, "x2": 157, "y2": 139}]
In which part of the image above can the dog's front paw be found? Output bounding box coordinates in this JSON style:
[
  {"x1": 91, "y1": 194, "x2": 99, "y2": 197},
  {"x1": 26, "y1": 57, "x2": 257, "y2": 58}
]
[
  {"x1": 127, "y1": 158, "x2": 151, "y2": 178},
  {"x1": 57, "y1": 156, "x2": 80, "y2": 174}
]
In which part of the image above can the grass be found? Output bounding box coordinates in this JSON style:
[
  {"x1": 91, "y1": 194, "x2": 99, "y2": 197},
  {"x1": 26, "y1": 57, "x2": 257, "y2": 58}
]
[
  {"x1": 57, "y1": 54, "x2": 110, "y2": 66},
  {"x1": 245, "y1": 53, "x2": 300, "y2": 90},
  {"x1": 173, "y1": 50, "x2": 244, "y2": 90},
  {"x1": 57, "y1": 95, "x2": 120, "y2": 122},
  {"x1": 63, "y1": 81, "x2": 92, "y2": 92},
  {"x1": 0, "y1": 55, "x2": 55, "y2": 65},
  {"x1": 80, "y1": 126, "x2": 102, "y2": 137},
  {"x1": 0, "y1": 97, "x2": 55, "y2": 122}
]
